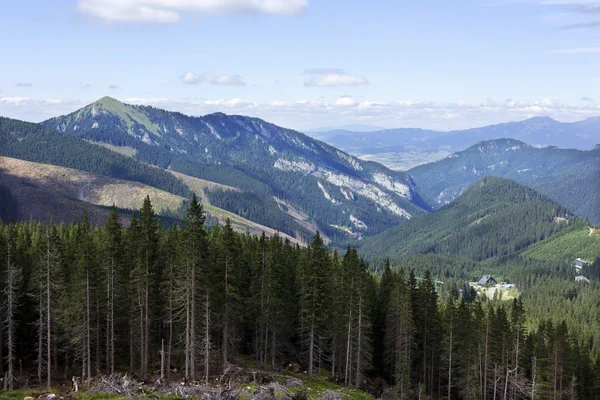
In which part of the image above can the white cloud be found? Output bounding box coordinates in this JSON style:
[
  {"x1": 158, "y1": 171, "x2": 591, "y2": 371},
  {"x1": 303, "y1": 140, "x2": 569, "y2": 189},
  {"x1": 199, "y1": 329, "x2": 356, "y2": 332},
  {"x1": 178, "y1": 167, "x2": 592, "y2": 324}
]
[
  {"x1": 0, "y1": 97, "x2": 31, "y2": 105},
  {"x1": 201, "y1": 72, "x2": 245, "y2": 86},
  {"x1": 15, "y1": 82, "x2": 32, "y2": 87},
  {"x1": 124, "y1": 97, "x2": 169, "y2": 104},
  {"x1": 334, "y1": 96, "x2": 357, "y2": 107},
  {"x1": 108, "y1": 84, "x2": 119, "y2": 89},
  {"x1": 304, "y1": 69, "x2": 369, "y2": 87},
  {"x1": 77, "y1": 0, "x2": 308, "y2": 23},
  {"x1": 581, "y1": 96, "x2": 595, "y2": 101},
  {"x1": 0, "y1": 98, "x2": 88, "y2": 122},
  {"x1": 181, "y1": 71, "x2": 245, "y2": 86},
  {"x1": 203, "y1": 98, "x2": 255, "y2": 107},
  {"x1": 182, "y1": 71, "x2": 201, "y2": 84},
  {"x1": 3, "y1": 95, "x2": 600, "y2": 130}
]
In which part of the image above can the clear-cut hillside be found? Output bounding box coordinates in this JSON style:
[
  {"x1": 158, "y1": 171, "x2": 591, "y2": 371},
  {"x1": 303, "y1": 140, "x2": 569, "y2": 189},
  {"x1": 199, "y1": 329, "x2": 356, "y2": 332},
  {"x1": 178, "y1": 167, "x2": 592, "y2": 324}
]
[{"x1": 0, "y1": 156, "x2": 301, "y2": 244}]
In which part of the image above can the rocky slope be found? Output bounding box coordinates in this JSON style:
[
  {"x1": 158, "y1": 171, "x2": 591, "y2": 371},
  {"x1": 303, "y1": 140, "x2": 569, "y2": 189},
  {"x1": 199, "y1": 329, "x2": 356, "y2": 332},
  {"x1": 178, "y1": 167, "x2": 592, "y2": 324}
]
[{"x1": 43, "y1": 97, "x2": 430, "y2": 241}]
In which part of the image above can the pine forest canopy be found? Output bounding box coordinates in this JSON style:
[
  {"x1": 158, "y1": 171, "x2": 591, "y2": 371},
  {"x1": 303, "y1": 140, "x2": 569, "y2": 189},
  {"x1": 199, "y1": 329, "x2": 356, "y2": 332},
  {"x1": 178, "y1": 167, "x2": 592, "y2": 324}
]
[{"x1": 0, "y1": 192, "x2": 599, "y2": 399}]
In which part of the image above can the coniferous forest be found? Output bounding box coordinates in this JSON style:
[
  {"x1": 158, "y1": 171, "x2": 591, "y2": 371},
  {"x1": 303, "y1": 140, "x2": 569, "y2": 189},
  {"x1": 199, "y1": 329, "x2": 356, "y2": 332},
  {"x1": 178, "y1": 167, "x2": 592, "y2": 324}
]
[{"x1": 1, "y1": 194, "x2": 598, "y2": 399}]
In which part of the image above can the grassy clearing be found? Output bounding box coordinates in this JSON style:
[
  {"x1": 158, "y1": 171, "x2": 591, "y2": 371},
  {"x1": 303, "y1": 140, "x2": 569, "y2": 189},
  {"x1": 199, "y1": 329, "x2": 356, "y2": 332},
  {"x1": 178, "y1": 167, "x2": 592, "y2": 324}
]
[
  {"x1": 89, "y1": 142, "x2": 137, "y2": 158},
  {"x1": 274, "y1": 371, "x2": 374, "y2": 400},
  {"x1": 169, "y1": 170, "x2": 239, "y2": 204},
  {"x1": 521, "y1": 225, "x2": 600, "y2": 263}
]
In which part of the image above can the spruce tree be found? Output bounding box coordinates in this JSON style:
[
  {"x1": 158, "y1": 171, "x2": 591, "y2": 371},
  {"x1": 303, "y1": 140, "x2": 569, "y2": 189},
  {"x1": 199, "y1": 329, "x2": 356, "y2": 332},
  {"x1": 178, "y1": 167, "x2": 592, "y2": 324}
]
[
  {"x1": 2, "y1": 222, "x2": 21, "y2": 389},
  {"x1": 299, "y1": 231, "x2": 331, "y2": 377}
]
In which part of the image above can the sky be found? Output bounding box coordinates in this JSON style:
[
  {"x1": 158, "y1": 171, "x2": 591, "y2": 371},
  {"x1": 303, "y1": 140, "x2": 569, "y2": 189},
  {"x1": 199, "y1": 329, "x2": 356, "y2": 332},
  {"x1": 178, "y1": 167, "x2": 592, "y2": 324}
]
[{"x1": 1, "y1": 0, "x2": 600, "y2": 131}]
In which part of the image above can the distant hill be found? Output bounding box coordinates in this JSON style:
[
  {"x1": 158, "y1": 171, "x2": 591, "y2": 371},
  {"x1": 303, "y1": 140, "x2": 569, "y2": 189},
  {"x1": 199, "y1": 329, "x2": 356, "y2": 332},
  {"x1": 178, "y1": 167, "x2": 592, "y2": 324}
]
[
  {"x1": 41, "y1": 97, "x2": 430, "y2": 243},
  {"x1": 312, "y1": 116, "x2": 600, "y2": 170},
  {"x1": 357, "y1": 176, "x2": 574, "y2": 261},
  {"x1": 408, "y1": 138, "x2": 600, "y2": 224},
  {"x1": 307, "y1": 124, "x2": 385, "y2": 133}
]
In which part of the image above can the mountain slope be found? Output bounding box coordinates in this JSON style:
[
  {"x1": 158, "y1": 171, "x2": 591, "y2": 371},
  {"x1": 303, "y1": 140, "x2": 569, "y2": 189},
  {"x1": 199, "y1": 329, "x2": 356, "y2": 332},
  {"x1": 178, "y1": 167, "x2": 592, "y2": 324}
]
[
  {"x1": 408, "y1": 138, "x2": 600, "y2": 224},
  {"x1": 520, "y1": 224, "x2": 600, "y2": 264},
  {"x1": 0, "y1": 116, "x2": 190, "y2": 197},
  {"x1": 311, "y1": 116, "x2": 600, "y2": 170},
  {"x1": 43, "y1": 97, "x2": 430, "y2": 241},
  {"x1": 0, "y1": 156, "x2": 302, "y2": 243},
  {"x1": 357, "y1": 176, "x2": 574, "y2": 261}
]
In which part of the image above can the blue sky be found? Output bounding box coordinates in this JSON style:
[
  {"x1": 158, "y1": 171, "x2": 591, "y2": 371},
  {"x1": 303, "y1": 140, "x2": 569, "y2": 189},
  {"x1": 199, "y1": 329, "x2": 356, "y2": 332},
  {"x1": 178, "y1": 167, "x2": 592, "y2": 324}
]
[{"x1": 1, "y1": 0, "x2": 600, "y2": 130}]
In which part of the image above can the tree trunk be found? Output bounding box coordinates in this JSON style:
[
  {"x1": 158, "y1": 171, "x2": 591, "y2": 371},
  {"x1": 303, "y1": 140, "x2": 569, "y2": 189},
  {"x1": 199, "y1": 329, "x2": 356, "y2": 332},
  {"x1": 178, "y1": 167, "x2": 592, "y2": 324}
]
[
  {"x1": 86, "y1": 270, "x2": 91, "y2": 380},
  {"x1": 448, "y1": 312, "x2": 453, "y2": 400},
  {"x1": 204, "y1": 291, "x2": 210, "y2": 383},
  {"x1": 308, "y1": 321, "x2": 315, "y2": 377},
  {"x1": 129, "y1": 318, "x2": 133, "y2": 374},
  {"x1": 160, "y1": 338, "x2": 165, "y2": 380},
  {"x1": 484, "y1": 316, "x2": 490, "y2": 400},
  {"x1": 355, "y1": 296, "x2": 363, "y2": 390},
  {"x1": 331, "y1": 332, "x2": 336, "y2": 379},
  {"x1": 38, "y1": 278, "x2": 43, "y2": 384},
  {"x1": 222, "y1": 257, "x2": 229, "y2": 371},
  {"x1": 260, "y1": 249, "x2": 265, "y2": 367},
  {"x1": 271, "y1": 329, "x2": 276, "y2": 370},
  {"x1": 96, "y1": 298, "x2": 100, "y2": 375},
  {"x1": 185, "y1": 276, "x2": 190, "y2": 379},
  {"x1": 139, "y1": 287, "x2": 144, "y2": 378},
  {"x1": 191, "y1": 258, "x2": 196, "y2": 379},
  {"x1": 553, "y1": 346, "x2": 558, "y2": 400},
  {"x1": 144, "y1": 255, "x2": 149, "y2": 381},
  {"x1": 5, "y1": 239, "x2": 18, "y2": 390},
  {"x1": 345, "y1": 309, "x2": 352, "y2": 386},
  {"x1": 167, "y1": 274, "x2": 173, "y2": 380},
  {"x1": 46, "y1": 241, "x2": 52, "y2": 389}
]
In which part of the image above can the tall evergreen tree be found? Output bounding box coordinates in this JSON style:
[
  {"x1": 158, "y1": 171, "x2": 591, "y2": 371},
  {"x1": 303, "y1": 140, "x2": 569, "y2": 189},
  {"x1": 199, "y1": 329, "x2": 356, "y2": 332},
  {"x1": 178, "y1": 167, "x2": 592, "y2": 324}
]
[
  {"x1": 2, "y1": 222, "x2": 21, "y2": 389},
  {"x1": 299, "y1": 231, "x2": 331, "y2": 377}
]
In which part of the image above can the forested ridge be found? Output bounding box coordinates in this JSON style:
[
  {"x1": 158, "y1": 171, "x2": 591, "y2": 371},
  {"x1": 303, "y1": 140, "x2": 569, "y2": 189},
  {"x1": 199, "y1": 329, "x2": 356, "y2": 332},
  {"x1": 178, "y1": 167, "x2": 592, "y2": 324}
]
[
  {"x1": 358, "y1": 176, "x2": 573, "y2": 261},
  {"x1": 408, "y1": 138, "x2": 600, "y2": 224},
  {"x1": 1, "y1": 194, "x2": 599, "y2": 399},
  {"x1": 0, "y1": 117, "x2": 191, "y2": 198}
]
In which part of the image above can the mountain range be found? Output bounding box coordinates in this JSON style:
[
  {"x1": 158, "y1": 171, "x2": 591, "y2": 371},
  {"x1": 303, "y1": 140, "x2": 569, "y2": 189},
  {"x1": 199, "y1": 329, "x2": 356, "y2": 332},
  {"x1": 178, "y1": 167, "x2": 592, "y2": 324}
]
[
  {"x1": 310, "y1": 116, "x2": 600, "y2": 170},
  {"x1": 0, "y1": 97, "x2": 431, "y2": 245},
  {"x1": 2, "y1": 97, "x2": 599, "y2": 247},
  {"x1": 408, "y1": 138, "x2": 600, "y2": 224}
]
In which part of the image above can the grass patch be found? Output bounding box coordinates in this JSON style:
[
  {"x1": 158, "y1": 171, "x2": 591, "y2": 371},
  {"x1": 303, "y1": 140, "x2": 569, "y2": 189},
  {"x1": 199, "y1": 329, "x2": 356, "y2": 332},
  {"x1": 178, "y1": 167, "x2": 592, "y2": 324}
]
[{"x1": 279, "y1": 371, "x2": 374, "y2": 400}]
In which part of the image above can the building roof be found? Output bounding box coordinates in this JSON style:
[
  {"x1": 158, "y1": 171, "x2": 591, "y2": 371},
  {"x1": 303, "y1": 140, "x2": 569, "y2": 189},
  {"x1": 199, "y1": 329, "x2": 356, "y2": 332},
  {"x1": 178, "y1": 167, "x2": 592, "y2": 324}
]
[
  {"x1": 478, "y1": 275, "x2": 497, "y2": 286},
  {"x1": 574, "y1": 258, "x2": 590, "y2": 266}
]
